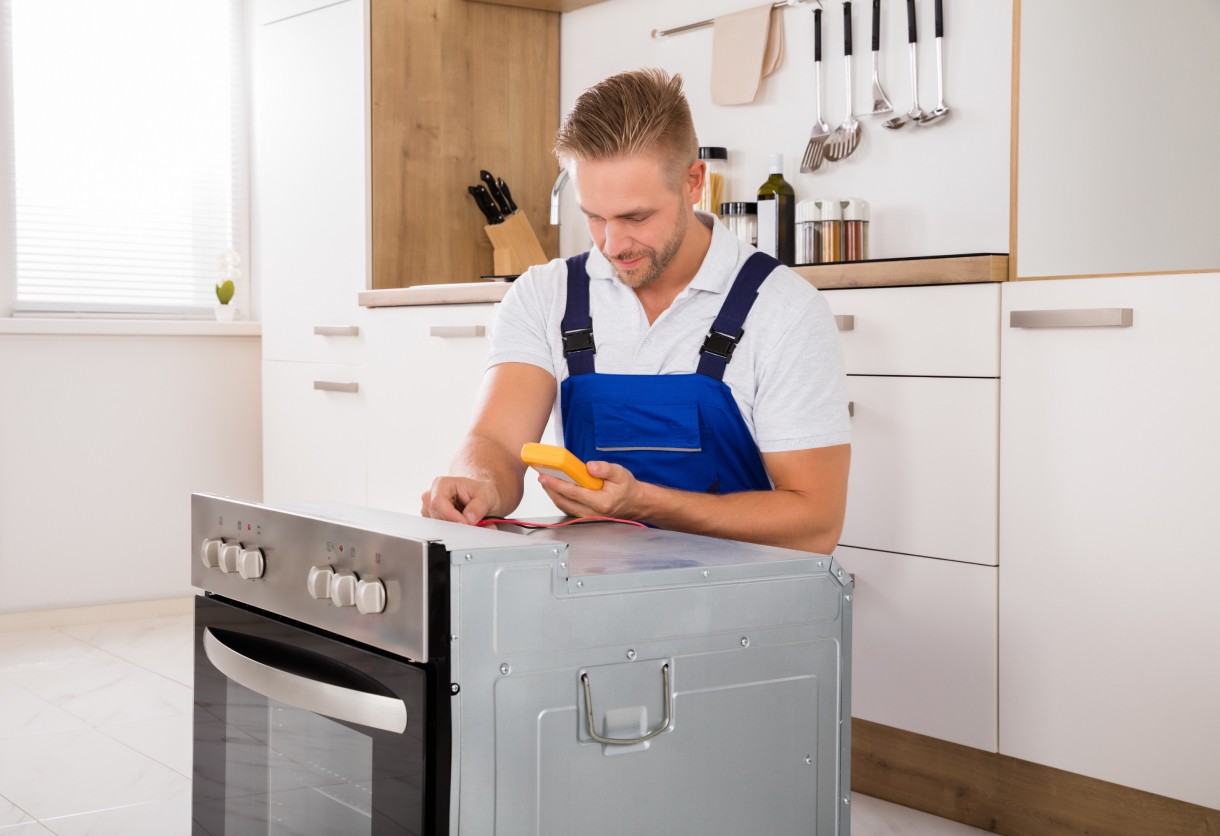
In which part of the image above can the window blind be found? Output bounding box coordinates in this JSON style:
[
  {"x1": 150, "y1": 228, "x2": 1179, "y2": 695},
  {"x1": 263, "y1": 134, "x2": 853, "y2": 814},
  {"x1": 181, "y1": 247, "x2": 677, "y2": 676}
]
[{"x1": 7, "y1": 0, "x2": 245, "y2": 316}]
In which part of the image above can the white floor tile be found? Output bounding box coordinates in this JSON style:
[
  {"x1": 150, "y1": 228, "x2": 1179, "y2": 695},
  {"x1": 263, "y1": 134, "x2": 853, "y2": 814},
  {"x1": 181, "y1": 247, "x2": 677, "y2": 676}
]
[
  {"x1": 0, "y1": 795, "x2": 35, "y2": 827},
  {"x1": 5, "y1": 656, "x2": 192, "y2": 728},
  {"x1": 0, "y1": 728, "x2": 189, "y2": 821},
  {"x1": 98, "y1": 715, "x2": 194, "y2": 777},
  {"x1": 60, "y1": 616, "x2": 194, "y2": 687},
  {"x1": 851, "y1": 793, "x2": 993, "y2": 835},
  {"x1": 0, "y1": 683, "x2": 88, "y2": 741},
  {"x1": 40, "y1": 793, "x2": 191, "y2": 836},
  {"x1": 0, "y1": 630, "x2": 111, "y2": 677}
]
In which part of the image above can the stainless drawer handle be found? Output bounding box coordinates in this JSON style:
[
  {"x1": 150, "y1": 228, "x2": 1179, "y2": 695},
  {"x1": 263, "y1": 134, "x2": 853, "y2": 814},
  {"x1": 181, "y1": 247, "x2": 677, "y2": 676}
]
[
  {"x1": 313, "y1": 380, "x2": 359, "y2": 393},
  {"x1": 429, "y1": 325, "x2": 486, "y2": 338},
  {"x1": 834, "y1": 315, "x2": 855, "y2": 332},
  {"x1": 1009, "y1": 308, "x2": 1133, "y2": 329},
  {"x1": 581, "y1": 663, "x2": 672, "y2": 746},
  {"x1": 848, "y1": 401, "x2": 855, "y2": 418},
  {"x1": 203, "y1": 629, "x2": 407, "y2": 734},
  {"x1": 313, "y1": 325, "x2": 360, "y2": 337}
]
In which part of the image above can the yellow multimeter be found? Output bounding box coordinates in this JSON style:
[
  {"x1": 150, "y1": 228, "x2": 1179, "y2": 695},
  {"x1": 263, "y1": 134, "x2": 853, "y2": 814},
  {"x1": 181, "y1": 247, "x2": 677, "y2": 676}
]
[{"x1": 520, "y1": 443, "x2": 604, "y2": 490}]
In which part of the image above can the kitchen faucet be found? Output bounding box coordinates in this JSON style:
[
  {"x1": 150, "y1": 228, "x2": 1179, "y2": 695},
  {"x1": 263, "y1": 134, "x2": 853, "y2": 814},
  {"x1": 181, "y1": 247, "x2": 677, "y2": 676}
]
[{"x1": 549, "y1": 169, "x2": 569, "y2": 225}]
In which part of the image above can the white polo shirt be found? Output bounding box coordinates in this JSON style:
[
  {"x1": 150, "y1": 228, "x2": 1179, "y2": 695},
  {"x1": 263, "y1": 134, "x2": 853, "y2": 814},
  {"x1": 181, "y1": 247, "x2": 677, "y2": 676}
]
[{"x1": 487, "y1": 212, "x2": 851, "y2": 454}]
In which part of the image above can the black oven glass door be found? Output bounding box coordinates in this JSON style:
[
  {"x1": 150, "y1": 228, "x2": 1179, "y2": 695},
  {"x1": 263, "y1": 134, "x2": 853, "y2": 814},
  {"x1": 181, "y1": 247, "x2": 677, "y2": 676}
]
[{"x1": 193, "y1": 595, "x2": 440, "y2": 836}]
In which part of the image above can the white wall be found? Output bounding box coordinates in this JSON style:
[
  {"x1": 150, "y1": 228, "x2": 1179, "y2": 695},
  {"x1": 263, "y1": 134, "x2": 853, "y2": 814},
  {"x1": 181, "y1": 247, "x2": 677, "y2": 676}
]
[
  {"x1": 557, "y1": 0, "x2": 1013, "y2": 261},
  {"x1": 0, "y1": 328, "x2": 261, "y2": 612}
]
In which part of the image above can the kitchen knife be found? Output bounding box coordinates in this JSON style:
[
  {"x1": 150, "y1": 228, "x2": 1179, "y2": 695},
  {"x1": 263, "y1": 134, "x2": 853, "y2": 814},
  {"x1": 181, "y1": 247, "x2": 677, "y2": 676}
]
[
  {"x1": 496, "y1": 177, "x2": 519, "y2": 214},
  {"x1": 480, "y1": 170, "x2": 513, "y2": 216},
  {"x1": 468, "y1": 185, "x2": 504, "y2": 224}
]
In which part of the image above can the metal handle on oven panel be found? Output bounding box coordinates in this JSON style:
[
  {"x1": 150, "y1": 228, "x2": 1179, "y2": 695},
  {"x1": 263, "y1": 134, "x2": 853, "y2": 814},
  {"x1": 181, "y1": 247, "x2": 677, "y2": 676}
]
[
  {"x1": 834, "y1": 314, "x2": 855, "y2": 332},
  {"x1": 429, "y1": 325, "x2": 486, "y2": 338},
  {"x1": 313, "y1": 325, "x2": 360, "y2": 337},
  {"x1": 848, "y1": 401, "x2": 855, "y2": 418},
  {"x1": 313, "y1": 380, "x2": 359, "y2": 393},
  {"x1": 203, "y1": 628, "x2": 407, "y2": 734},
  {"x1": 580, "y1": 663, "x2": 672, "y2": 746},
  {"x1": 1009, "y1": 308, "x2": 1134, "y2": 329}
]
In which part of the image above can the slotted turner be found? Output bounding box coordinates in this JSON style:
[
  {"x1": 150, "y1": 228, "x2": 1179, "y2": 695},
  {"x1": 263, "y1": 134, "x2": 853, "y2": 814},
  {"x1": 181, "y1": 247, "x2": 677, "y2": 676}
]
[
  {"x1": 824, "y1": 0, "x2": 862, "y2": 162},
  {"x1": 800, "y1": 5, "x2": 831, "y2": 173},
  {"x1": 869, "y1": 0, "x2": 894, "y2": 115}
]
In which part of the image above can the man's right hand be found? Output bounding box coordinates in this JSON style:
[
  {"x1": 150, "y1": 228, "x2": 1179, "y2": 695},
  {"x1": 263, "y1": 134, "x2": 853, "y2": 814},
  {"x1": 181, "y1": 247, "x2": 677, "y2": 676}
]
[{"x1": 420, "y1": 476, "x2": 501, "y2": 526}]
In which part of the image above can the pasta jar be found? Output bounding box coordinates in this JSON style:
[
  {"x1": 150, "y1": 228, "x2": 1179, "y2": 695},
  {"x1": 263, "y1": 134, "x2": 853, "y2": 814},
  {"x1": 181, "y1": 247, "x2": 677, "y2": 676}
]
[{"x1": 697, "y1": 147, "x2": 728, "y2": 217}]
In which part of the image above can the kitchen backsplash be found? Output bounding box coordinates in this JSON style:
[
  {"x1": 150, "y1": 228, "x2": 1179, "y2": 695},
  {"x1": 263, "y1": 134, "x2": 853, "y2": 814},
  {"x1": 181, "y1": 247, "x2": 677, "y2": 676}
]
[{"x1": 557, "y1": 0, "x2": 1013, "y2": 262}]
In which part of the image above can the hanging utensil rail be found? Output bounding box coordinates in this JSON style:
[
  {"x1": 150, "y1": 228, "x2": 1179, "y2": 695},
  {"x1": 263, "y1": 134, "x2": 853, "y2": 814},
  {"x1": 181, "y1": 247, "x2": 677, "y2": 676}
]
[{"x1": 652, "y1": 0, "x2": 815, "y2": 39}]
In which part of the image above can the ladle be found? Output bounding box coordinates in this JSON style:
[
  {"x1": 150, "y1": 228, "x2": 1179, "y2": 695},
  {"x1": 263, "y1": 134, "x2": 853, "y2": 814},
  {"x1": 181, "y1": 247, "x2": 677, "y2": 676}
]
[{"x1": 883, "y1": 0, "x2": 923, "y2": 129}]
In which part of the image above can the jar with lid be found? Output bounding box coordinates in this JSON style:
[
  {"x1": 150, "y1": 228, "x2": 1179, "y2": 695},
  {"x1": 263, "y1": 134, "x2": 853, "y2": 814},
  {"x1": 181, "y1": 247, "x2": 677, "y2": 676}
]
[
  {"x1": 696, "y1": 147, "x2": 728, "y2": 217},
  {"x1": 720, "y1": 201, "x2": 757, "y2": 247},
  {"x1": 815, "y1": 198, "x2": 843, "y2": 263},
  {"x1": 840, "y1": 198, "x2": 870, "y2": 261},
  {"x1": 796, "y1": 200, "x2": 819, "y2": 264}
]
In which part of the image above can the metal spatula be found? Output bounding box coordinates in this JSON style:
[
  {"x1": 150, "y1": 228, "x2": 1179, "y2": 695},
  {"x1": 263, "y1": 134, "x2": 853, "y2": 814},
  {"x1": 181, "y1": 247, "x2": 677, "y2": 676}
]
[
  {"x1": 824, "y1": 1, "x2": 862, "y2": 162},
  {"x1": 868, "y1": 0, "x2": 894, "y2": 115},
  {"x1": 918, "y1": 0, "x2": 951, "y2": 124},
  {"x1": 800, "y1": 5, "x2": 831, "y2": 173}
]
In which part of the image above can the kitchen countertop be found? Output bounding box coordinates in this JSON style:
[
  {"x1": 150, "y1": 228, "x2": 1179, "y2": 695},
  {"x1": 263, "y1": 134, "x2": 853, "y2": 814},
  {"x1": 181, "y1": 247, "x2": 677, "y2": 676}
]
[{"x1": 358, "y1": 254, "x2": 1011, "y2": 307}]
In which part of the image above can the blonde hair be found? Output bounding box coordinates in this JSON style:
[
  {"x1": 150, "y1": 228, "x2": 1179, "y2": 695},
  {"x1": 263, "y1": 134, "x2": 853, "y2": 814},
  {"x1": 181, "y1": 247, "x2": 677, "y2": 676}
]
[{"x1": 554, "y1": 68, "x2": 698, "y2": 190}]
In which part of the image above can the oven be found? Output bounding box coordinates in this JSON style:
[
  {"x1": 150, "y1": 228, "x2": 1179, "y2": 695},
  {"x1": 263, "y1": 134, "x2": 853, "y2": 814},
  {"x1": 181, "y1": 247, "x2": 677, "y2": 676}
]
[{"x1": 190, "y1": 492, "x2": 855, "y2": 836}]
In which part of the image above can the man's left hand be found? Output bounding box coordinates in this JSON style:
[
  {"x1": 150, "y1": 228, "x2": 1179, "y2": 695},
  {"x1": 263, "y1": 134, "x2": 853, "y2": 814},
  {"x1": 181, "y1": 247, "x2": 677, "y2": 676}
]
[{"x1": 537, "y1": 460, "x2": 645, "y2": 520}]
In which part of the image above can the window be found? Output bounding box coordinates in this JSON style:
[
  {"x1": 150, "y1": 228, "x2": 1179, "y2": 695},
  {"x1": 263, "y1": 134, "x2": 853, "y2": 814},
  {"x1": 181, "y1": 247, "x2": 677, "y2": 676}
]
[{"x1": 1, "y1": 0, "x2": 246, "y2": 317}]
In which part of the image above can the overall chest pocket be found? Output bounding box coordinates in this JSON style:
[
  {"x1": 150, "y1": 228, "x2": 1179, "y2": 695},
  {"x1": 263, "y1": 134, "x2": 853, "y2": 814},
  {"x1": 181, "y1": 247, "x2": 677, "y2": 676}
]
[{"x1": 592, "y1": 402, "x2": 702, "y2": 453}]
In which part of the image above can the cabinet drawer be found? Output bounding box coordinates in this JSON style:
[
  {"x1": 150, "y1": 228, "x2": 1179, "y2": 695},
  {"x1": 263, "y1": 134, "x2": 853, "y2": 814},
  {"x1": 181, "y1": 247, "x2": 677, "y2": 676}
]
[
  {"x1": 841, "y1": 376, "x2": 998, "y2": 565},
  {"x1": 821, "y1": 284, "x2": 1000, "y2": 376},
  {"x1": 262, "y1": 360, "x2": 367, "y2": 505},
  {"x1": 836, "y1": 545, "x2": 997, "y2": 751}
]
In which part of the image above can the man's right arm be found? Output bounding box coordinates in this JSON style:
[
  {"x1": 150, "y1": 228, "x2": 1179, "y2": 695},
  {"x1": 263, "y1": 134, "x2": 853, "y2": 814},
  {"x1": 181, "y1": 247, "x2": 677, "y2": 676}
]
[{"x1": 421, "y1": 361, "x2": 557, "y2": 524}]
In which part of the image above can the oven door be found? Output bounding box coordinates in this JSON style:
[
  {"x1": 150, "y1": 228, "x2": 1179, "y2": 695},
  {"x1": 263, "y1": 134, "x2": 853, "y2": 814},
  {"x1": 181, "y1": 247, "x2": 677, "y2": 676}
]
[{"x1": 192, "y1": 595, "x2": 446, "y2": 835}]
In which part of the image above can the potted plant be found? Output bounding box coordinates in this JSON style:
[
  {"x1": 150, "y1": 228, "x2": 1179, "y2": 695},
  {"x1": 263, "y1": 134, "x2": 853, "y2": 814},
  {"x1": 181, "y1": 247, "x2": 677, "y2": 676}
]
[{"x1": 215, "y1": 249, "x2": 240, "y2": 321}]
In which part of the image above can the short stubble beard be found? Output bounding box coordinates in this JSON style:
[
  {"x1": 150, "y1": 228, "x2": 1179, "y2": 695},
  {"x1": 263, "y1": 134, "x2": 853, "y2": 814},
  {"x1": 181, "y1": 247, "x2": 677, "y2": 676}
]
[{"x1": 604, "y1": 203, "x2": 688, "y2": 290}]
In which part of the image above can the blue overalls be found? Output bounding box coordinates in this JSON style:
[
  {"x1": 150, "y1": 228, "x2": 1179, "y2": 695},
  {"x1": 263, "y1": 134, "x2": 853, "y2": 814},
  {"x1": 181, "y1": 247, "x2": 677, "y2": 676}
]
[{"x1": 559, "y1": 250, "x2": 781, "y2": 495}]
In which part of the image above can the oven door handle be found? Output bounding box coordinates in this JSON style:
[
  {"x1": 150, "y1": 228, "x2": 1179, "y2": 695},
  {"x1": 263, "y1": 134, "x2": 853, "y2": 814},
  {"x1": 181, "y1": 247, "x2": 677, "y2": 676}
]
[{"x1": 203, "y1": 628, "x2": 408, "y2": 734}]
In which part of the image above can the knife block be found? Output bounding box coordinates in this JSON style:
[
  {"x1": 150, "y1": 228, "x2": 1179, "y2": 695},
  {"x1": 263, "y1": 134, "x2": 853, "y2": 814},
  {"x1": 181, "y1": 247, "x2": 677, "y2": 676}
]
[{"x1": 484, "y1": 211, "x2": 549, "y2": 276}]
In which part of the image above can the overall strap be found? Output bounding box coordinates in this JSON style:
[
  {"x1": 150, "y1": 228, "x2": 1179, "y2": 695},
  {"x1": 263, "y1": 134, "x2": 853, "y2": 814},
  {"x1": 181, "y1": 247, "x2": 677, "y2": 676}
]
[
  {"x1": 561, "y1": 252, "x2": 597, "y2": 376},
  {"x1": 696, "y1": 251, "x2": 783, "y2": 381}
]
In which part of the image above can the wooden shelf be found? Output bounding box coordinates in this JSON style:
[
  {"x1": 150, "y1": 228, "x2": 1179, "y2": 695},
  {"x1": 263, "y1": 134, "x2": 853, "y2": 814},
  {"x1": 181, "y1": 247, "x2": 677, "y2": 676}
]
[
  {"x1": 464, "y1": 0, "x2": 606, "y2": 12},
  {"x1": 793, "y1": 254, "x2": 1010, "y2": 290}
]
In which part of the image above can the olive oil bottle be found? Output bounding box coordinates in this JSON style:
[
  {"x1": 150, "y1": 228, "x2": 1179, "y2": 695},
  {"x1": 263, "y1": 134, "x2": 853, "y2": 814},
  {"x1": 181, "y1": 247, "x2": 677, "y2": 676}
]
[{"x1": 756, "y1": 153, "x2": 795, "y2": 265}]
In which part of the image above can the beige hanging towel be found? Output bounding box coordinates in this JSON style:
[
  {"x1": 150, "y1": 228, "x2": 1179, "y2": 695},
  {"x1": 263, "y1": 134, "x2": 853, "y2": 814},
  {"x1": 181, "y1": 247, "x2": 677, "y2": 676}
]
[{"x1": 711, "y1": 3, "x2": 786, "y2": 106}]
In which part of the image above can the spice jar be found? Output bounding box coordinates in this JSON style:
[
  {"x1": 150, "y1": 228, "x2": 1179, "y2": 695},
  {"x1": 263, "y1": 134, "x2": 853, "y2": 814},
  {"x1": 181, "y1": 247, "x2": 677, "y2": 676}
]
[
  {"x1": 815, "y1": 198, "x2": 843, "y2": 263},
  {"x1": 840, "y1": 198, "x2": 870, "y2": 261},
  {"x1": 796, "y1": 200, "x2": 820, "y2": 264},
  {"x1": 697, "y1": 147, "x2": 728, "y2": 217},
  {"x1": 720, "y1": 201, "x2": 757, "y2": 246}
]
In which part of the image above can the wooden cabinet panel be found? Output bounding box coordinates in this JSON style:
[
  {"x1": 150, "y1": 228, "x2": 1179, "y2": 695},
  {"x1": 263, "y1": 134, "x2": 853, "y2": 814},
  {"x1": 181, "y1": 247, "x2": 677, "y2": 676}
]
[
  {"x1": 370, "y1": 0, "x2": 559, "y2": 287},
  {"x1": 999, "y1": 274, "x2": 1220, "y2": 809},
  {"x1": 821, "y1": 284, "x2": 1001, "y2": 377},
  {"x1": 262, "y1": 360, "x2": 368, "y2": 505},
  {"x1": 841, "y1": 376, "x2": 998, "y2": 565},
  {"x1": 837, "y1": 545, "x2": 997, "y2": 751}
]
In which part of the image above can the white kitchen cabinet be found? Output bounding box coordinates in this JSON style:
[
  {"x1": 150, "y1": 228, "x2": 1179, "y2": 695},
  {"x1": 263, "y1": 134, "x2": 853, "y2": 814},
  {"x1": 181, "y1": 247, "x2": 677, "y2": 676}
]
[
  {"x1": 823, "y1": 283, "x2": 1001, "y2": 748},
  {"x1": 252, "y1": 0, "x2": 369, "y2": 364},
  {"x1": 842, "y1": 376, "x2": 998, "y2": 565},
  {"x1": 999, "y1": 274, "x2": 1220, "y2": 809},
  {"x1": 838, "y1": 546, "x2": 997, "y2": 751},
  {"x1": 262, "y1": 360, "x2": 367, "y2": 505},
  {"x1": 361, "y1": 303, "x2": 556, "y2": 518}
]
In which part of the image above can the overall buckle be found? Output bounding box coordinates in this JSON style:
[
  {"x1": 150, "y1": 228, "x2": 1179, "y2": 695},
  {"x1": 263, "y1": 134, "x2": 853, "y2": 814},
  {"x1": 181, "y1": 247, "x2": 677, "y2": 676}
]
[
  {"x1": 699, "y1": 328, "x2": 744, "y2": 361},
  {"x1": 562, "y1": 324, "x2": 596, "y2": 355}
]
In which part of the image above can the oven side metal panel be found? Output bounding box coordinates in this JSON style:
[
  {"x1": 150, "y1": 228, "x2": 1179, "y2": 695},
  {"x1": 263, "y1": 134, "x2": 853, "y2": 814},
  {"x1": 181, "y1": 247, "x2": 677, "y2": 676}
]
[{"x1": 451, "y1": 548, "x2": 852, "y2": 835}]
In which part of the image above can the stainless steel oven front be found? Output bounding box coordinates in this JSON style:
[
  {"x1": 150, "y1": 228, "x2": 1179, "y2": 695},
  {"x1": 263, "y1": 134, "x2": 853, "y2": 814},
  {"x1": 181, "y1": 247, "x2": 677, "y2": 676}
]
[{"x1": 190, "y1": 494, "x2": 456, "y2": 836}]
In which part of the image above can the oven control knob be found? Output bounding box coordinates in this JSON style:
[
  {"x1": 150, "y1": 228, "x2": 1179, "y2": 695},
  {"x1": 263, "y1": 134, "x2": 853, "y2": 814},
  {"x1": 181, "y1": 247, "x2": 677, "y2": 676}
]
[
  {"x1": 219, "y1": 542, "x2": 243, "y2": 574},
  {"x1": 307, "y1": 565, "x2": 334, "y2": 599},
  {"x1": 238, "y1": 548, "x2": 265, "y2": 580},
  {"x1": 200, "y1": 538, "x2": 223, "y2": 569},
  {"x1": 355, "y1": 579, "x2": 386, "y2": 615},
  {"x1": 330, "y1": 571, "x2": 358, "y2": 607}
]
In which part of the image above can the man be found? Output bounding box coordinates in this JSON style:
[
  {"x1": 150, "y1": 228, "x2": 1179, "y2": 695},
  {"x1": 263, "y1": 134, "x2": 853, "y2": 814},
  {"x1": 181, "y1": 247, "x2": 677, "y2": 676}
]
[{"x1": 422, "y1": 68, "x2": 850, "y2": 554}]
